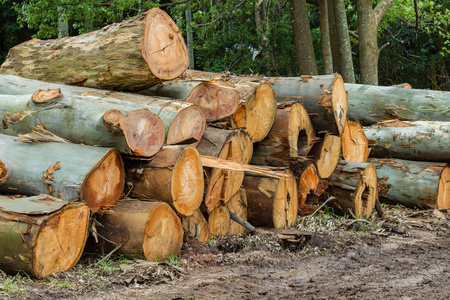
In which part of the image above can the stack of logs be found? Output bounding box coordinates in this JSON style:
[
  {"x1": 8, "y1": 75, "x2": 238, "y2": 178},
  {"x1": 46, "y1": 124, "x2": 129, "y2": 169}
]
[{"x1": 0, "y1": 8, "x2": 448, "y2": 279}]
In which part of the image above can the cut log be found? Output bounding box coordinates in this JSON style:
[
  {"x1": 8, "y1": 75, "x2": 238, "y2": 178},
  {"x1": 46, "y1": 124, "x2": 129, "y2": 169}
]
[
  {"x1": 298, "y1": 163, "x2": 321, "y2": 205},
  {"x1": 345, "y1": 83, "x2": 450, "y2": 125},
  {"x1": 197, "y1": 127, "x2": 253, "y2": 212},
  {"x1": 391, "y1": 83, "x2": 412, "y2": 89},
  {"x1": 226, "y1": 188, "x2": 248, "y2": 236},
  {"x1": 363, "y1": 120, "x2": 450, "y2": 162},
  {"x1": 181, "y1": 209, "x2": 211, "y2": 243},
  {"x1": 0, "y1": 195, "x2": 89, "y2": 279},
  {"x1": 0, "y1": 134, "x2": 125, "y2": 212},
  {"x1": 369, "y1": 158, "x2": 450, "y2": 209},
  {"x1": 0, "y1": 74, "x2": 205, "y2": 148},
  {"x1": 91, "y1": 200, "x2": 183, "y2": 262},
  {"x1": 0, "y1": 8, "x2": 189, "y2": 91},
  {"x1": 324, "y1": 161, "x2": 378, "y2": 218},
  {"x1": 208, "y1": 204, "x2": 230, "y2": 237},
  {"x1": 244, "y1": 170, "x2": 298, "y2": 228},
  {"x1": 269, "y1": 74, "x2": 348, "y2": 136},
  {"x1": 0, "y1": 159, "x2": 7, "y2": 183},
  {"x1": 342, "y1": 121, "x2": 369, "y2": 163},
  {"x1": 0, "y1": 93, "x2": 165, "y2": 157},
  {"x1": 140, "y1": 80, "x2": 240, "y2": 122},
  {"x1": 309, "y1": 134, "x2": 341, "y2": 179},
  {"x1": 125, "y1": 146, "x2": 204, "y2": 217},
  {"x1": 251, "y1": 102, "x2": 316, "y2": 167}
]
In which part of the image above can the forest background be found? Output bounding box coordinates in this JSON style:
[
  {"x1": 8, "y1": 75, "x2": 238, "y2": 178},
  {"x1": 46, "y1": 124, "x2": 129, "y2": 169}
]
[{"x1": 0, "y1": 0, "x2": 448, "y2": 90}]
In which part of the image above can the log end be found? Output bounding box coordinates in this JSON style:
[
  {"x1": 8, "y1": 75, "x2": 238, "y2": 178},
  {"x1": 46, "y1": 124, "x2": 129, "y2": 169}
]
[
  {"x1": 437, "y1": 166, "x2": 450, "y2": 209},
  {"x1": 185, "y1": 80, "x2": 240, "y2": 122},
  {"x1": 353, "y1": 164, "x2": 378, "y2": 218},
  {"x1": 171, "y1": 146, "x2": 204, "y2": 217},
  {"x1": 81, "y1": 149, "x2": 125, "y2": 213},
  {"x1": 226, "y1": 188, "x2": 247, "y2": 236},
  {"x1": 32, "y1": 89, "x2": 62, "y2": 103},
  {"x1": 299, "y1": 163, "x2": 320, "y2": 205},
  {"x1": 34, "y1": 203, "x2": 90, "y2": 279},
  {"x1": 0, "y1": 158, "x2": 8, "y2": 183},
  {"x1": 143, "y1": 202, "x2": 183, "y2": 262},
  {"x1": 167, "y1": 105, "x2": 206, "y2": 146},
  {"x1": 342, "y1": 121, "x2": 369, "y2": 163},
  {"x1": 330, "y1": 75, "x2": 347, "y2": 135},
  {"x1": 313, "y1": 134, "x2": 342, "y2": 179},
  {"x1": 289, "y1": 102, "x2": 316, "y2": 157},
  {"x1": 182, "y1": 209, "x2": 211, "y2": 243},
  {"x1": 273, "y1": 171, "x2": 298, "y2": 228},
  {"x1": 208, "y1": 204, "x2": 230, "y2": 237},
  {"x1": 141, "y1": 8, "x2": 189, "y2": 81}
]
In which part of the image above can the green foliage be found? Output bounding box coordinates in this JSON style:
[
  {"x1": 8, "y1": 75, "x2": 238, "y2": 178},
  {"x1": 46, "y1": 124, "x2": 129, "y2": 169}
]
[{"x1": 164, "y1": 253, "x2": 180, "y2": 266}]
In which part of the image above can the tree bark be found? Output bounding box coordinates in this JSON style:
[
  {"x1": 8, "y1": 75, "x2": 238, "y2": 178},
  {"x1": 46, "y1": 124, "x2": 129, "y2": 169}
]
[
  {"x1": 363, "y1": 120, "x2": 450, "y2": 162},
  {"x1": 333, "y1": 0, "x2": 355, "y2": 83},
  {"x1": 139, "y1": 80, "x2": 240, "y2": 122},
  {"x1": 125, "y1": 146, "x2": 204, "y2": 217},
  {"x1": 0, "y1": 74, "x2": 206, "y2": 147},
  {"x1": 318, "y1": 0, "x2": 333, "y2": 74},
  {"x1": 90, "y1": 200, "x2": 184, "y2": 262},
  {"x1": 289, "y1": 0, "x2": 319, "y2": 75},
  {"x1": 327, "y1": 0, "x2": 340, "y2": 74},
  {"x1": 345, "y1": 83, "x2": 450, "y2": 125},
  {"x1": 0, "y1": 8, "x2": 189, "y2": 91},
  {"x1": 181, "y1": 209, "x2": 210, "y2": 243},
  {"x1": 226, "y1": 188, "x2": 248, "y2": 236},
  {"x1": 244, "y1": 170, "x2": 298, "y2": 228},
  {"x1": 342, "y1": 121, "x2": 369, "y2": 163},
  {"x1": 325, "y1": 161, "x2": 378, "y2": 218},
  {"x1": 369, "y1": 158, "x2": 450, "y2": 209},
  {"x1": 0, "y1": 195, "x2": 89, "y2": 279},
  {"x1": 185, "y1": 5, "x2": 195, "y2": 70},
  {"x1": 0, "y1": 134, "x2": 124, "y2": 213}
]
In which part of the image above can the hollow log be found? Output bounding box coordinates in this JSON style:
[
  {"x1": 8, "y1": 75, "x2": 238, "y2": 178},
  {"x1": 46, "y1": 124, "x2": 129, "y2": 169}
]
[
  {"x1": 0, "y1": 134, "x2": 124, "y2": 212},
  {"x1": 0, "y1": 92, "x2": 165, "y2": 157},
  {"x1": 91, "y1": 200, "x2": 183, "y2": 262},
  {"x1": 363, "y1": 120, "x2": 450, "y2": 162},
  {"x1": 243, "y1": 170, "x2": 298, "y2": 228},
  {"x1": 208, "y1": 204, "x2": 230, "y2": 237},
  {"x1": 181, "y1": 209, "x2": 211, "y2": 243},
  {"x1": 342, "y1": 121, "x2": 369, "y2": 163},
  {"x1": 140, "y1": 80, "x2": 240, "y2": 122},
  {"x1": 0, "y1": 8, "x2": 189, "y2": 91},
  {"x1": 197, "y1": 127, "x2": 253, "y2": 213},
  {"x1": 0, "y1": 74, "x2": 205, "y2": 147},
  {"x1": 251, "y1": 102, "x2": 315, "y2": 167},
  {"x1": 226, "y1": 188, "x2": 248, "y2": 236},
  {"x1": 125, "y1": 146, "x2": 204, "y2": 217},
  {"x1": 269, "y1": 74, "x2": 348, "y2": 136},
  {"x1": 368, "y1": 158, "x2": 450, "y2": 209},
  {"x1": 309, "y1": 134, "x2": 341, "y2": 179},
  {"x1": 324, "y1": 161, "x2": 378, "y2": 218},
  {"x1": 345, "y1": 83, "x2": 450, "y2": 125},
  {"x1": 0, "y1": 195, "x2": 89, "y2": 279}
]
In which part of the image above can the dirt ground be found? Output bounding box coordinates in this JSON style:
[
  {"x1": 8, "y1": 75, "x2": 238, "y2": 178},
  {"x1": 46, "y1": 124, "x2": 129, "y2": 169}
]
[{"x1": 1, "y1": 205, "x2": 449, "y2": 300}]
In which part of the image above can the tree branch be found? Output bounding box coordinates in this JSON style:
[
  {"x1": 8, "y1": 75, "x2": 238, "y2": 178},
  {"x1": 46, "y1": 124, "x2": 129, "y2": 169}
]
[
  {"x1": 159, "y1": 0, "x2": 192, "y2": 8},
  {"x1": 378, "y1": 42, "x2": 390, "y2": 53},
  {"x1": 373, "y1": 0, "x2": 395, "y2": 28},
  {"x1": 193, "y1": 0, "x2": 246, "y2": 28},
  {"x1": 349, "y1": 30, "x2": 358, "y2": 39}
]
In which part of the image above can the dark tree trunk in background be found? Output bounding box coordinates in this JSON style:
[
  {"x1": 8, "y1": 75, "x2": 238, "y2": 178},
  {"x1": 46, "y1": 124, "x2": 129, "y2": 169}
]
[
  {"x1": 327, "y1": 0, "x2": 341, "y2": 74},
  {"x1": 289, "y1": 0, "x2": 318, "y2": 75},
  {"x1": 318, "y1": 0, "x2": 333, "y2": 74},
  {"x1": 333, "y1": 0, "x2": 355, "y2": 83}
]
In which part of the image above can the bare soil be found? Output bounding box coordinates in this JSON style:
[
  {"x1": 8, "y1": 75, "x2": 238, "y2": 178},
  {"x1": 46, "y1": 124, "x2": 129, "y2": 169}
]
[{"x1": 1, "y1": 205, "x2": 449, "y2": 300}]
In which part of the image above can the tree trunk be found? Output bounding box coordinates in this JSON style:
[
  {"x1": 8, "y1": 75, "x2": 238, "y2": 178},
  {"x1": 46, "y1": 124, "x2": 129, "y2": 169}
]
[
  {"x1": 90, "y1": 200, "x2": 183, "y2": 262},
  {"x1": 197, "y1": 127, "x2": 253, "y2": 213},
  {"x1": 345, "y1": 83, "x2": 450, "y2": 125},
  {"x1": 342, "y1": 121, "x2": 369, "y2": 163},
  {"x1": 309, "y1": 134, "x2": 342, "y2": 179},
  {"x1": 269, "y1": 74, "x2": 348, "y2": 135},
  {"x1": 244, "y1": 170, "x2": 298, "y2": 228},
  {"x1": 333, "y1": 0, "x2": 355, "y2": 83},
  {"x1": 289, "y1": 0, "x2": 319, "y2": 75},
  {"x1": 327, "y1": 0, "x2": 340, "y2": 74},
  {"x1": 0, "y1": 92, "x2": 165, "y2": 157},
  {"x1": 363, "y1": 120, "x2": 450, "y2": 162},
  {"x1": 125, "y1": 146, "x2": 204, "y2": 217},
  {"x1": 0, "y1": 74, "x2": 206, "y2": 147},
  {"x1": 226, "y1": 188, "x2": 248, "y2": 236},
  {"x1": 0, "y1": 195, "x2": 89, "y2": 279},
  {"x1": 251, "y1": 102, "x2": 315, "y2": 167},
  {"x1": 318, "y1": 0, "x2": 333, "y2": 74},
  {"x1": 208, "y1": 204, "x2": 230, "y2": 237},
  {"x1": 0, "y1": 8, "x2": 189, "y2": 91},
  {"x1": 325, "y1": 161, "x2": 378, "y2": 218},
  {"x1": 185, "y1": 5, "x2": 195, "y2": 70},
  {"x1": 181, "y1": 209, "x2": 210, "y2": 243},
  {"x1": 140, "y1": 80, "x2": 240, "y2": 122},
  {"x1": 0, "y1": 134, "x2": 124, "y2": 213},
  {"x1": 369, "y1": 158, "x2": 449, "y2": 209}
]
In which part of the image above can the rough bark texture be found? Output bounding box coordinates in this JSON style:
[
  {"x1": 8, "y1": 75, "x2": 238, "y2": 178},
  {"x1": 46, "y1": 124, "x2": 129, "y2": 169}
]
[
  {"x1": 333, "y1": 0, "x2": 355, "y2": 83},
  {"x1": 0, "y1": 134, "x2": 124, "y2": 212},
  {"x1": 125, "y1": 146, "x2": 204, "y2": 217},
  {"x1": 342, "y1": 121, "x2": 369, "y2": 163},
  {"x1": 363, "y1": 120, "x2": 450, "y2": 162},
  {"x1": 90, "y1": 200, "x2": 184, "y2": 262},
  {"x1": 289, "y1": 0, "x2": 318, "y2": 75},
  {"x1": 327, "y1": 0, "x2": 340, "y2": 74},
  {"x1": 181, "y1": 209, "x2": 210, "y2": 243},
  {"x1": 369, "y1": 158, "x2": 450, "y2": 209},
  {"x1": 0, "y1": 8, "x2": 189, "y2": 91},
  {"x1": 0, "y1": 195, "x2": 89, "y2": 279},
  {"x1": 318, "y1": 0, "x2": 333, "y2": 74},
  {"x1": 345, "y1": 83, "x2": 450, "y2": 125}
]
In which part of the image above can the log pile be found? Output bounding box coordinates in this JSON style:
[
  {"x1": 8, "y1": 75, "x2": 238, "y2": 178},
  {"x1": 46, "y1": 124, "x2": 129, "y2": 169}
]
[{"x1": 1, "y1": 7, "x2": 448, "y2": 280}]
